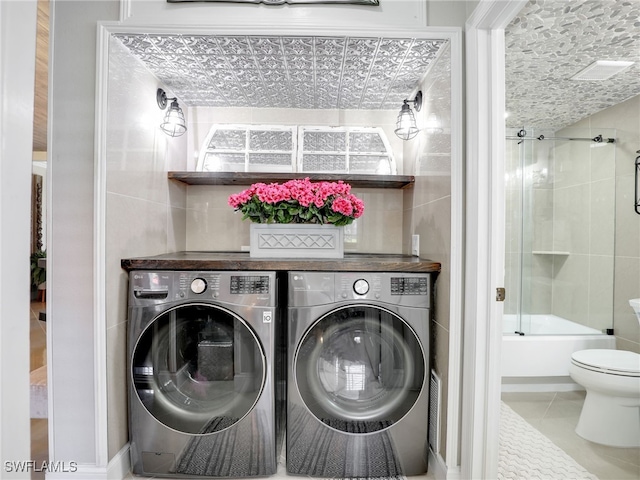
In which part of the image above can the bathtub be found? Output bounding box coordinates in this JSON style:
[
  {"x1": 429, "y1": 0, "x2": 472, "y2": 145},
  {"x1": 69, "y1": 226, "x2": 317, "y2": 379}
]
[{"x1": 501, "y1": 314, "x2": 616, "y2": 392}]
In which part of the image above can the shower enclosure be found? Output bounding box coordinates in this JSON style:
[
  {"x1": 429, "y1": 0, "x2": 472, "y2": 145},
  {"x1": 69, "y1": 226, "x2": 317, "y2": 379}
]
[{"x1": 502, "y1": 127, "x2": 617, "y2": 382}]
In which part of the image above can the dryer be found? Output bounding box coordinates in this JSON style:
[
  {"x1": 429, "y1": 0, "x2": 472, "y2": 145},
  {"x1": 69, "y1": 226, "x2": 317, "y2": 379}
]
[
  {"x1": 127, "y1": 270, "x2": 282, "y2": 478},
  {"x1": 287, "y1": 271, "x2": 431, "y2": 477}
]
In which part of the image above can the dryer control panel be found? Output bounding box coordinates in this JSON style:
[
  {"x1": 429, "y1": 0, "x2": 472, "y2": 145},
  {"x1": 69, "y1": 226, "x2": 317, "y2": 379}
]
[{"x1": 289, "y1": 272, "x2": 431, "y2": 308}]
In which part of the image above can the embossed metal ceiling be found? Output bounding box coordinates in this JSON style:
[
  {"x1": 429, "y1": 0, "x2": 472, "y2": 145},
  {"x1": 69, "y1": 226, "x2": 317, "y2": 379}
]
[
  {"x1": 113, "y1": 34, "x2": 447, "y2": 110},
  {"x1": 31, "y1": 1, "x2": 640, "y2": 152},
  {"x1": 504, "y1": 0, "x2": 640, "y2": 131}
]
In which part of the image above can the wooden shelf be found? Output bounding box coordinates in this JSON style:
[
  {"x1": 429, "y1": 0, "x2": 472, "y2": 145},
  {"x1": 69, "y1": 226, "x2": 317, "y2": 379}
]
[
  {"x1": 121, "y1": 251, "x2": 440, "y2": 273},
  {"x1": 168, "y1": 172, "x2": 415, "y2": 189}
]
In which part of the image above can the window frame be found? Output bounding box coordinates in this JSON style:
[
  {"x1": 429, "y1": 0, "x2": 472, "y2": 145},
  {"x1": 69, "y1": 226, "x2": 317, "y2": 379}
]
[{"x1": 196, "y1": 124, "x2": 298, "y2": 173}]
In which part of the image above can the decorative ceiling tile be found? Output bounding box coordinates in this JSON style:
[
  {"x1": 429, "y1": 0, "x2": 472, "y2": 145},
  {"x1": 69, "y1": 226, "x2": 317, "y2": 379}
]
[
  {"x1": 505, "y1": 0, "x2": 640, "y2": 131},
  {"x1": 113, "y1": 33, "x2": 447, "y2": 110}
]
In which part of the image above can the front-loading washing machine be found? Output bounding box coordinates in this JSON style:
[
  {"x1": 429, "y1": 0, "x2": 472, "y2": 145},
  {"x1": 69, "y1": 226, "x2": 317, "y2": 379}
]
[
  {"x1": 127, "y1": 270, "x2": 283, "y2": 478},
  {"x1": 287, "y1": 271, "x2": 431, "y2": 477}
]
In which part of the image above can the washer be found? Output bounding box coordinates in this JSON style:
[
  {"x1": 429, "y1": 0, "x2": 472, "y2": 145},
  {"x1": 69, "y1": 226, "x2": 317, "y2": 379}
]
[
  {"x1": 287, "y1": 271, "x2": 431, "y2": 477},
  {"x1": 128, "y1": 270, "x2": 282, "y2": 478}
]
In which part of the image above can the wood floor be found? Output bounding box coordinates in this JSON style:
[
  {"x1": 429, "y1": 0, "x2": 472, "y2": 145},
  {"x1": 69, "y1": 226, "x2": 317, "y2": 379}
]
[{"x1": 30, "y1": 300, "x2": 48, "y2": 480}]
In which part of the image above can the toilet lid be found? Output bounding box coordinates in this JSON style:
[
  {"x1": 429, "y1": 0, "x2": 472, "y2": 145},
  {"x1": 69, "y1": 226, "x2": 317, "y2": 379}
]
[{"x1": 571, "y1": 349, "x2": 640, "y2": 376}]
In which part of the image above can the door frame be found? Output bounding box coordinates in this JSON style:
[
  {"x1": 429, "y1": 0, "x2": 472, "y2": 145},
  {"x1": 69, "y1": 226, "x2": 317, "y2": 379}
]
[
  {"x1": 462, "y1": 1, "x2": 526, "y2": 478},
  {"x1": 0, "y1": 0, "x2": 38, "y2": 476}
]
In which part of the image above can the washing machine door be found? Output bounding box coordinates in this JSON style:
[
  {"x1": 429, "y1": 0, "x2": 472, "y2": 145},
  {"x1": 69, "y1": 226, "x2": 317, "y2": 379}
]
[
  {"x1": 295, "y1": 305, "x2": 425, "y2": 433},
  {"x1": 132, "y1": 303, "x2": 265, "y2": 435}
]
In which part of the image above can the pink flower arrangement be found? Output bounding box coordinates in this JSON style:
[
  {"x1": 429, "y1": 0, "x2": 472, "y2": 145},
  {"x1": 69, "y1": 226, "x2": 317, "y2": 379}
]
[{"x1": 228, "y1": 178, "x2": 364, "y2": 226}]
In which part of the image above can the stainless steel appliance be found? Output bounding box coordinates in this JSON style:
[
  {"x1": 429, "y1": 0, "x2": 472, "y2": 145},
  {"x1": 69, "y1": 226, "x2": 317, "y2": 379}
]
[
  {"x1": 287, "y1": 271, "x2": 431, "y2": 477},
  {"x1": 128, "y1": 270, "x2": 282, "y2": 478}
]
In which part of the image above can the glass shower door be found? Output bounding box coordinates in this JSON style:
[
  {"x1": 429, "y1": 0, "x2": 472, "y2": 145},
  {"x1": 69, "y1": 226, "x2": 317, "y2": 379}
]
[{"x1": 504, "y1": 127, "x2": 616, "y2": 335}]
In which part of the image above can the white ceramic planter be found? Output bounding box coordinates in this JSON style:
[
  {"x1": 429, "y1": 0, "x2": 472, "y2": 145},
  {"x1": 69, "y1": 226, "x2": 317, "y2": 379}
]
[{"x1": 249, "y1": 223, "x2": 344, "y2": 258}]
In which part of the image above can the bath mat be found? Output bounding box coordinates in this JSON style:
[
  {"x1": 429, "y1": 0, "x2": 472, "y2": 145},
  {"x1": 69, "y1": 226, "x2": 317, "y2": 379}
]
[
  {"x1": 174, "y1": 413, "x2": 275, "y2": 477},
  {"x1": 321, "y1": 418, "x2": 393, "y2": 433},
  {"x1": 197, "y1": 416, "x2": 239, "y2": 434},
  {"x1": 499, "y1": 402, "x2": 599, "y2": 480},
  {"x1": 287, "y1": 405, "x2": 403, "y2": 478}
]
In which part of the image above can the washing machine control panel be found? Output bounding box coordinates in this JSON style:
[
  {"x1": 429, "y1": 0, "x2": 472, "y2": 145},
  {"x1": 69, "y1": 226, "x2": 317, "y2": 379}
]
[
  {"x1": 179, "y1": 273, "x2": 219, "y2": 297},
  {"x1": 130, "y1": 271, "x2": 275, "y2": 306},
  {"x1": 289, "y1": 272, "x2": 431, "y2": 308},
  {"x1": 183, "y1": 273, "x2": 270, "y2": 297},
  {"x1": 230, "y1": 275, "x2": 270, "y2": 294},
  {"x1": 353, "y1": 279, "x2": 370, "y2": 295},
  {"x1": 338, "y1": 274, "x2": 381, "y2": 299},
  {"x1": 190, "y1": 278, "x2": 207, "y2": 294},
  {"x1": 390, "y1": 277, "x2": 429, "y2": 295}
]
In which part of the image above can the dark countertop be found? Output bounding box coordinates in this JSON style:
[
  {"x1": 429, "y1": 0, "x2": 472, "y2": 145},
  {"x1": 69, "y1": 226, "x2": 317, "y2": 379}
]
[{"x1": 121, "y1": 251, "x2": 441, "y2": 274}]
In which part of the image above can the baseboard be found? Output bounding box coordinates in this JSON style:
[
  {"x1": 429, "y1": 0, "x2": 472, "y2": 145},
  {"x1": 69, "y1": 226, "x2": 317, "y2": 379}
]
[
  {"x1": 106, "y1": 443, "x2": 131, "y2": 479},
  {"x1": 429, "y1": 448, "x2": 460, "y2": 480},
  {"x1": 45, "y1": 443, "x2": 130, "y2": 480},
  {"x1": 501, "y1": 376, "x2": 585, "y2": 393}
]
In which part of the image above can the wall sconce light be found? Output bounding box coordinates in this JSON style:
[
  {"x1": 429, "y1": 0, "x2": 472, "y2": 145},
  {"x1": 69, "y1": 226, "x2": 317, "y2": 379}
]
[
  {"x1": 157, "y1": 88, "x2": 187, "y2": 137},
  {"x1": 394, "y1": 90, "x2": 422, "y2": 141}
]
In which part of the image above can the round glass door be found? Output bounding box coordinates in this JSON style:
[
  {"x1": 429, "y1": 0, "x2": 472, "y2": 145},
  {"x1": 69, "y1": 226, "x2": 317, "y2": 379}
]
[
  {"x1": 132, "y1": 303, "x2": 265, "y2": 435},
  {"x1": 295, "y1": 305, "x2": 425, "y2": 433}
]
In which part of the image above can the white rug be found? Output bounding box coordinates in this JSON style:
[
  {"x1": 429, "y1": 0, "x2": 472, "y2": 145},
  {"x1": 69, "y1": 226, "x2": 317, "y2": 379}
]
[
  {"x1": 30, "y1": 365, "x2": 47, "y2": 418},
  {"x1": 499, "y1": 403, "x2": 598, "y2": 480}
]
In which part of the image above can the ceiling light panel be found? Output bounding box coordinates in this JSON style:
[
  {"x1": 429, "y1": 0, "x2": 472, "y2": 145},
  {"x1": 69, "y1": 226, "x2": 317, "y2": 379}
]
[
  {"x1": 113, "y1": 34, "x2": 447, "y2": 110},
  {"x1": 571, "y1": 60, "x2": 635, "y2": 81}
]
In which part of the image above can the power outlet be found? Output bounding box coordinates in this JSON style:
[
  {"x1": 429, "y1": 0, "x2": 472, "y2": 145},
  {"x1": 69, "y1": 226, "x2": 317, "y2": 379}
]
[{"x1": 411, "y1": 234, "x2": 420, "y2": 257}]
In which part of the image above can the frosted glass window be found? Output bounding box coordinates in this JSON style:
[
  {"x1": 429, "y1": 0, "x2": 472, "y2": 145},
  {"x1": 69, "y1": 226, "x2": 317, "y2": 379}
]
[
  {"x1": 298, "y1": 126, "x2": 396, "y2": 174},
  {"x1": 201, "y1": 152, "x2": 245, "y2": 172},
  {"x1": 303, "y1": 131, "x2": 346, "y2": 152},
  {"x1": 248, "y1": 153, "x2": 293, "y2": 172},
  {"x1": 249, "y1": 130, "x2": 292, "y2": 151},
  {"x1": 301, "y1": 154, "x2": 347, "y2": 172},
  {"x1": 197, "y1": 125, "x2": 396, "y2": 174},
  {"x1": 198, "y1": 125, "x2": 296, "y2": 172},
  {"x1": 348, "y1": 132, "x2": 386, "y2": 153},
  {"x1": 349, "y1": 155, "x2": 393, "y2": 174},
  {"x1": 207, "y1": 129, "x2": 246, "y2": 150}
]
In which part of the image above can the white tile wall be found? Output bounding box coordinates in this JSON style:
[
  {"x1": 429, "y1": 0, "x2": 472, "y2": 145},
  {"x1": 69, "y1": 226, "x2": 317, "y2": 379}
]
[
  {"x1": 405, "y1": 43, "x2": 452, "y2": 458},
  {"x1": 105, "y1": 38, "x2": 188, "y2": 459}
]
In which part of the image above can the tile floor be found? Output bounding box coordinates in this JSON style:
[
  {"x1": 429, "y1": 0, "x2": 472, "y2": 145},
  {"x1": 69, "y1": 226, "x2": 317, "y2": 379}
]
[
  {"x1": 29, "y1": 303, "x2": 639, "y2": 480},
  {"x1": 502, "y1": 391, "x2": 640, "y2": 479}
]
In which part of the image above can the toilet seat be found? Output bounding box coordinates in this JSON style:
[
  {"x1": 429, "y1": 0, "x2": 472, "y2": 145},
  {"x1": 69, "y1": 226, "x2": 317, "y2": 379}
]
[{"x1": 571, "y1": 349, "x2": 640, "y2": 377}]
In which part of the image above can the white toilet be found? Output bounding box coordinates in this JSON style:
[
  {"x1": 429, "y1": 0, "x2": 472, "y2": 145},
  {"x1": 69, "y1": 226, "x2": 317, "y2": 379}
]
[{"x1": 568, "y1": 299, "x2": 640, "y2": 448}]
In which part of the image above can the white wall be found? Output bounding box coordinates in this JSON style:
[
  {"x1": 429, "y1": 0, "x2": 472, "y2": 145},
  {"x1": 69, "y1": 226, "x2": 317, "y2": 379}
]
[
  {"x1": 124, "y1": 0, "x2": 428, "y2": 28},
  {"x1": 48, "y1": 0, "x2": 119, "y2": 469},
  {"x1": 404, "y1": 41, "x2": 453, "y2": 461},
  {"x1": 105, "y1": 37, "x2": 187, "y2": 460},
  {"x1": 0, "y1": 1, "x2": 37, "y2": 478}
]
